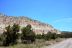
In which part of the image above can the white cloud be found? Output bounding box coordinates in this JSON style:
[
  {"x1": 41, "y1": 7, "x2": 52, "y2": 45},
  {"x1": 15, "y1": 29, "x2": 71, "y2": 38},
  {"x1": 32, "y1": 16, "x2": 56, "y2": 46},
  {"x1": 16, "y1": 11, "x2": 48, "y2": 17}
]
[
  {"x1": 53, "y1": 18, "x2": 72, "y2": 23},
  {"x1": 51, "y1": 18, "x2": 72, "y2": 31}
]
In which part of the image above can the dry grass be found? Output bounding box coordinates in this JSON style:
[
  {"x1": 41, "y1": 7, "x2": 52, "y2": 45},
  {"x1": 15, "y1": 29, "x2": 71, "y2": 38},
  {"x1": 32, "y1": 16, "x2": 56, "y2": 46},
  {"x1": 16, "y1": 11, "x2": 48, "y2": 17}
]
[{"x1": 0, "y1": 38, "x2": 65, "y2": 48}]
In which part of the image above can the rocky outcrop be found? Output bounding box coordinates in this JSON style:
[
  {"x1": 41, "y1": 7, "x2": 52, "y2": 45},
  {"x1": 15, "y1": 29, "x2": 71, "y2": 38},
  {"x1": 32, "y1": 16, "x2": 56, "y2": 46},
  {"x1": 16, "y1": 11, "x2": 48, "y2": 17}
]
[{"x1": 0, "y1": 13, "x2": 61, "y2": 34}]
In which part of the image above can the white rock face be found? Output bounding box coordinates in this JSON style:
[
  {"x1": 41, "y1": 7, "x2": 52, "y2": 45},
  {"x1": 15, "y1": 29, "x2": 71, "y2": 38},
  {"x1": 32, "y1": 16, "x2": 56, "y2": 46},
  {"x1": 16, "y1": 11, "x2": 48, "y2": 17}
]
[{"x1": 0, "y1": 14, "x2": 61, "y2": 34}]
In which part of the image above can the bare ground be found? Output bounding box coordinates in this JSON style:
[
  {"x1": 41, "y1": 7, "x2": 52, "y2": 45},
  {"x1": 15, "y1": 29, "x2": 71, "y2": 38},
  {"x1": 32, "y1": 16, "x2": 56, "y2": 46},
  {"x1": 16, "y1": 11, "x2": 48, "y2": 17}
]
[{"x1": 43, "y1": 38, "x2": 72, "y2": 48}]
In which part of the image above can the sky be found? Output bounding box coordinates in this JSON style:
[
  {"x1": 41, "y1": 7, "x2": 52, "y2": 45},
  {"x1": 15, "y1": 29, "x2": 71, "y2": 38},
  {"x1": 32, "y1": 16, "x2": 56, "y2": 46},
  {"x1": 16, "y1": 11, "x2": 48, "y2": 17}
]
[{"x1": 0, "y1": 0, "x2": 72, "y2": 31}]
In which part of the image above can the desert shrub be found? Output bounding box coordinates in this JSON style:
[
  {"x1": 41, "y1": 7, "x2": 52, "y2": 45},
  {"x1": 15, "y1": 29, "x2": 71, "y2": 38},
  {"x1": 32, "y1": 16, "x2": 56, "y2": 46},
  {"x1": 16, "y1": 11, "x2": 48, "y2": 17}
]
[
  {"x1": 36, "y1": 34, "x2": 42, "y2": 39},
  {"x1": 3, "y1": 24, "x2": 20, "y2": 46},
  {"x1": 61, "y1": 32, "x2": 72, "y2": 38},
  {"x1": 46, "y1": 32, "x2": 58, "y2": 40},
  {"x1": 36, "y1": 32, "x2": 55, "y2": 40},
  {"x1": 51, "y1": 33, "x2": 57, "y2": 39},
  {"x1": 21, "y1": 24, "x2": 35, "y2": 44},
  {"x1": 36, "y1": 32, "x2": 58, "y2": 40}
]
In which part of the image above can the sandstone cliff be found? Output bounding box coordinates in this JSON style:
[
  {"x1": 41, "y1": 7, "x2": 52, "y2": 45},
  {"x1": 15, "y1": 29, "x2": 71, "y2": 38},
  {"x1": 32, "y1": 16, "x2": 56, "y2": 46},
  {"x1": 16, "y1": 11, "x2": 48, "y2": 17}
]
[{"x1": 0, "y1": 13, "x2": 61, "y2": 34}]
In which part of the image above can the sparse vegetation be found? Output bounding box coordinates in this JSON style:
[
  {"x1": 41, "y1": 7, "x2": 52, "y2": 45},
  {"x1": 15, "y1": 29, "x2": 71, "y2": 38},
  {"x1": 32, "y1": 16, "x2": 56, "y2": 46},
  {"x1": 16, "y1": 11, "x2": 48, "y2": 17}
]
[
  {"x1": 36, "y1": 32, "x2": 58, "y2": 40},
  {"x1": 3, "y1": 24, "x2": 20, "y2": 46},
  {"x1": 60, "y1": 31, "x2": 72, "y2": 38},
  {"x1": 21, "y1": 24, "x2": 35, "y2": 43},
  {"x1": 0, "y1": 24, "x2": 68, "y2": 48}
]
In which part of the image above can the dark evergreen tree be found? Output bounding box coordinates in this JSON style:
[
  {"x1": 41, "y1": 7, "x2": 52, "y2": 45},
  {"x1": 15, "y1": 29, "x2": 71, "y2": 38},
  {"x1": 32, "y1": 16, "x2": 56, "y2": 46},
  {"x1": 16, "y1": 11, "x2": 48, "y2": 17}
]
[
  {"x1": 11, "y1": 24, "x2": 20, "y2": 44},
  {"x1": 3, "y1": 25, "x2": 12, "y2": 46},
  {"x1": 36, "y1": 34, "x2": 42, "y2": 39},
  {"x1": 3, "y1": 24, "x2": 20, "y2": 46},
  {"x1": 21, "y1": 24, "x2": 35, "y2": 43}
]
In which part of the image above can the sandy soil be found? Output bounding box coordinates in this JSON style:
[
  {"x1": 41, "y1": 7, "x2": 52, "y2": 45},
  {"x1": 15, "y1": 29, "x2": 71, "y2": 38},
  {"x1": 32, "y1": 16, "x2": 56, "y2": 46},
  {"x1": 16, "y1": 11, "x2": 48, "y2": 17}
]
[{"x1": 43, "y1": 38, "x2": 72, "y2": 48}]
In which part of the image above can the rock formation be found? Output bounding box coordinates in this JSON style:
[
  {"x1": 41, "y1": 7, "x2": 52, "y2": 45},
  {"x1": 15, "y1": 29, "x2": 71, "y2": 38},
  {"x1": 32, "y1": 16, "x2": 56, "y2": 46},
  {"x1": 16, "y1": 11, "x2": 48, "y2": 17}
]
[{"x1": 0, "y1": 13, "x2": 61, "y2": 34}]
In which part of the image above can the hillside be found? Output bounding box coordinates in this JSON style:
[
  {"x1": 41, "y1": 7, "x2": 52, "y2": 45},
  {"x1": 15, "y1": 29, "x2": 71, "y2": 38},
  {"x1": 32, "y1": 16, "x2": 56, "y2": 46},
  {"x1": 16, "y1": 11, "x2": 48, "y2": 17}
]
[{"x1": 0, "y1": 13, "x2": 61, "y2": 34}]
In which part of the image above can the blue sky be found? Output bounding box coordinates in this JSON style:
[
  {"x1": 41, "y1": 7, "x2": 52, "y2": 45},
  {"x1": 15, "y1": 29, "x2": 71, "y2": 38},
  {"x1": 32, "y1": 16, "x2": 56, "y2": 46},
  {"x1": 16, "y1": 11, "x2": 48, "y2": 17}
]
[{"x1": 0, "y1": 0, "x2": 72, "y2": 31}]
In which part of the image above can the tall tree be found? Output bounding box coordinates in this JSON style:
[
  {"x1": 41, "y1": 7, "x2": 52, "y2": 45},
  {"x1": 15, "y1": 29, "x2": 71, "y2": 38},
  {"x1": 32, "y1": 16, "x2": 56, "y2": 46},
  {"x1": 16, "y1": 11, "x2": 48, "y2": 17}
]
[
  {"x1": 21, "y1": 24, "x2": 35, "y2": 43},
  {"x1": 3, "y1": 25, "x2": 12, "y2": 46},
  {"x1": 3, "y1": 24, "x2": 20, "y2": 46},
  {"x1": 11, "y1": 24, "x2": 20, "y2": 44}
]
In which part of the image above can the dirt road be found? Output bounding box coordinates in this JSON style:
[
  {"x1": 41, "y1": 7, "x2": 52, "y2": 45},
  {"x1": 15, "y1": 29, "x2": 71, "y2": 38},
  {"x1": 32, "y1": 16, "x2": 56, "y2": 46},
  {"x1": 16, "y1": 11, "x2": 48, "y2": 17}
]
[{"x1": 43, "y1": 38, "x2": 72, "y2": 48}]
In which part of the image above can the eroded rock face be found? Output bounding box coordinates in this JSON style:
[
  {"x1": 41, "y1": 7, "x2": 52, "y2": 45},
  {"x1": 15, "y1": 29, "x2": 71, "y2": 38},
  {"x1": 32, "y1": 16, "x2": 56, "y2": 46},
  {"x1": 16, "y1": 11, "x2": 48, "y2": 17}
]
[{"x1": 0, "y1": 13, "x2": 61, "y2": 34}]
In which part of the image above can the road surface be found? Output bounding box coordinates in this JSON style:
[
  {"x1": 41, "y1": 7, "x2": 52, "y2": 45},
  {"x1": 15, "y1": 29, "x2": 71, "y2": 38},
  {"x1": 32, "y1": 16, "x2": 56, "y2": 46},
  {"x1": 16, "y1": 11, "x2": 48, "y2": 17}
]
[{"x1": 43, "y1": 38, "x2": 72, "y2": 48}]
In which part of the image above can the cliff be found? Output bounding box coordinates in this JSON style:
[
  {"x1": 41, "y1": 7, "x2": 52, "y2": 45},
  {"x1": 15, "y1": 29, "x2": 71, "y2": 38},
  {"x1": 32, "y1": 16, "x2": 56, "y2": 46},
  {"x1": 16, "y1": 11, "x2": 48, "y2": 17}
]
[{"x1": 0, "y1": 13, "x2": 61, "y2": 34}]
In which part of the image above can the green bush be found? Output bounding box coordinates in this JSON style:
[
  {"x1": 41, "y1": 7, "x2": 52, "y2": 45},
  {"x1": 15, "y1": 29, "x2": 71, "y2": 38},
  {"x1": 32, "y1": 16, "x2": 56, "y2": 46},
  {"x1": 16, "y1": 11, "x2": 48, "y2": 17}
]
[
  {"x1": 45, "y1": 32, "x2": 58, "y2": 40},
  {"x1": 21, "y1": 24, "x2": 35, "y2": 43},
  {"x1": 36, "y1": 34, "x2": 42, "y2": 39},
  {"x1": 36, "y1": 32, "x2": 58, "y2": 40},
  {"x1": 3, "y1": 24, "x2": 20, "y2": 46}
]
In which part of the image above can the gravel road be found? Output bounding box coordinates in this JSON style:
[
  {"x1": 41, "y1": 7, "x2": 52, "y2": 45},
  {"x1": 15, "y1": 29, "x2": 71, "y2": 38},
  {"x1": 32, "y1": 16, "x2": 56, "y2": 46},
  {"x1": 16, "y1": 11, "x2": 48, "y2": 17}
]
[{"x1": 43, "y1": 38, "x2": 72, "y2": 48}]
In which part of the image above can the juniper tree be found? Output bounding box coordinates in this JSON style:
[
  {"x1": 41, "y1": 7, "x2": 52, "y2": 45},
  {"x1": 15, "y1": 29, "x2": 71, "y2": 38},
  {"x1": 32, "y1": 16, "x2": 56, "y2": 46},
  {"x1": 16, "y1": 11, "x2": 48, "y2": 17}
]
[
  {"x1": 21, "y1": 24, "x2": 35, "y2": 43},
  {"x1": 3, "y1": 24, "x2": 20, "y2": 46}
]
